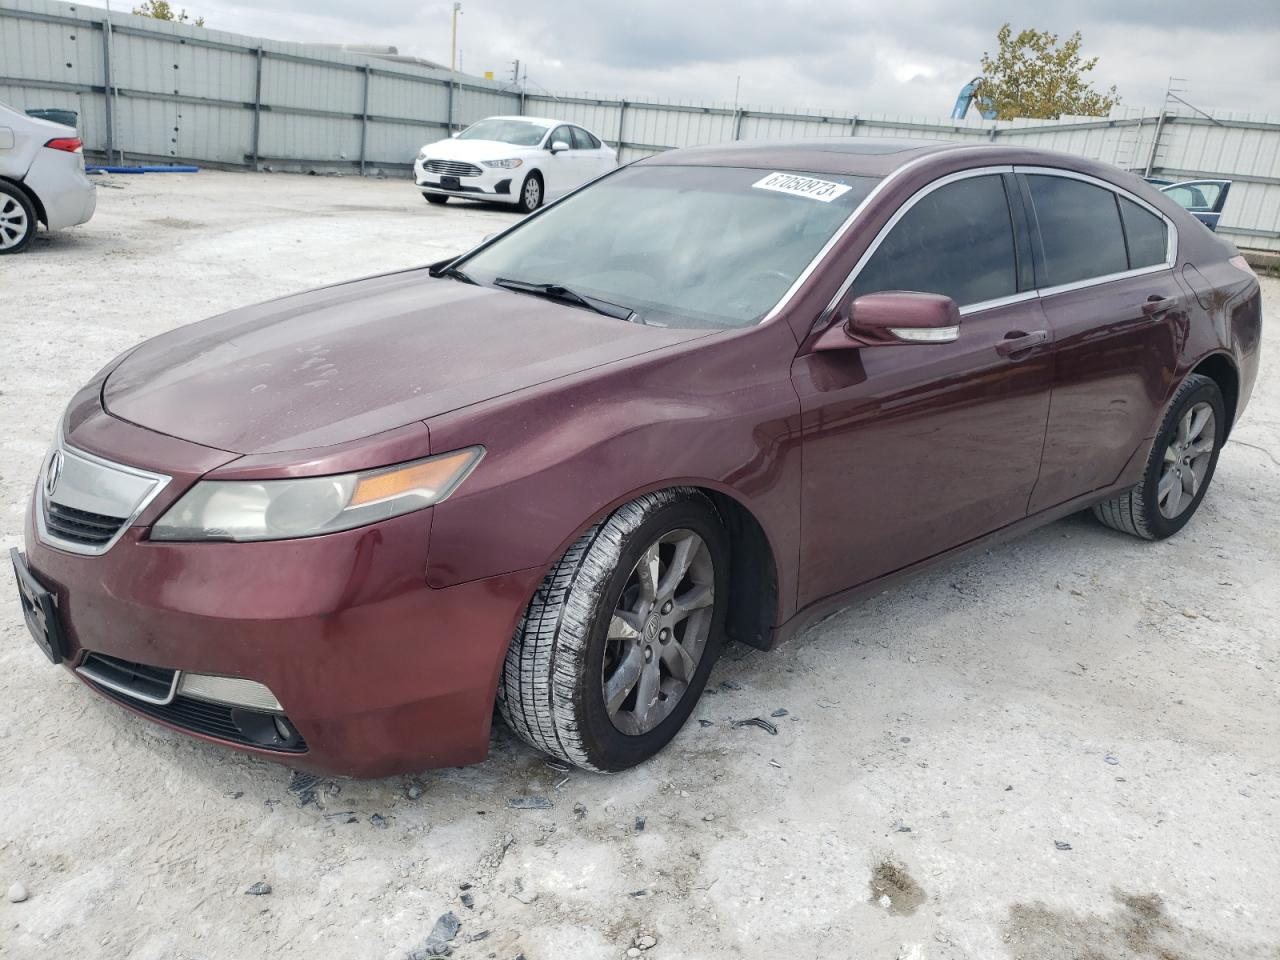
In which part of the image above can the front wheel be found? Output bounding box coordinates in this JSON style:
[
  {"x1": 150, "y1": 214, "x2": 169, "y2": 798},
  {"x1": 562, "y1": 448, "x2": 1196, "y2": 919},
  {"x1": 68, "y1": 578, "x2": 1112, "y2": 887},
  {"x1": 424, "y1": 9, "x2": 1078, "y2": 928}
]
[
  {"x1": 498, "y1": 489, "x2": 729, "y2": 771},
  {"x1": 516, "y1": 173, "x2": 543, "y2": 214},
  {"x1": 1092, "y1": 373, "x2": 1225, "y2": 540}
]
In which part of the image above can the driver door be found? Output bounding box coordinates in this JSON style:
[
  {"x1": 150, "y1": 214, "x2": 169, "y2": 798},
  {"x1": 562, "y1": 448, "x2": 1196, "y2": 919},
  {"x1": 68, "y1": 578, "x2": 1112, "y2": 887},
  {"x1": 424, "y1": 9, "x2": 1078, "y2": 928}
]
[
  {"x1": 791, "y1": 170, "x2": 1054, "y2": 607},
  {"x1": 541, "y1": 124, "x2": 577, "y2": 200}
]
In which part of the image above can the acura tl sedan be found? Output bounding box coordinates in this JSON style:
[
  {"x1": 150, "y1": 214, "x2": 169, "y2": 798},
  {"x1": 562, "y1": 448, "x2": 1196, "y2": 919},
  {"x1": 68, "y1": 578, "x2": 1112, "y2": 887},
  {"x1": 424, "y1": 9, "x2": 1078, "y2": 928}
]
[
  {"x1": 12, "y1": 140, "x2": 1262, "y2": 776},
  {"x1": 414, "y1": 115, "x2": 616, "y2": 213}
]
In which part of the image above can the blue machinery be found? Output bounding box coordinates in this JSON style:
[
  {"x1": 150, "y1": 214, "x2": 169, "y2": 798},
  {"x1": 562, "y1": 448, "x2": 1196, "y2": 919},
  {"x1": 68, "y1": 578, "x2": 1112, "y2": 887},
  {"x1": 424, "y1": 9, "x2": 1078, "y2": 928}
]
[{"x1": 951, "y1": 78, "x2": 997, "y2": 120}]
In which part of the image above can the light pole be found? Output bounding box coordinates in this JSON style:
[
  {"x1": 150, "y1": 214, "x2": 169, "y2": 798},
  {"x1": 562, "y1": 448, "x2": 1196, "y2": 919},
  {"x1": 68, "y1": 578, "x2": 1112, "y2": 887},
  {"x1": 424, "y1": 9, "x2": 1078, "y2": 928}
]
[{"x1": 450, "y1": 2, "x2": 461, "y2": 73}]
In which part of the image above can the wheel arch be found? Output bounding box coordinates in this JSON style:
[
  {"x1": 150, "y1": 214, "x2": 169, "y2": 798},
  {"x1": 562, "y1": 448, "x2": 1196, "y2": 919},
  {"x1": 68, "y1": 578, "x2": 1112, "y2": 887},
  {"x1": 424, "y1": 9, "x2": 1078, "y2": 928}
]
[
  {"x1": 536, "y1": 479, "x2": 782, "y2": 652},
  {"x1": 0, "y1": 175, "x2": 46, "y2": 226},
  {"x1": 1190, "y1": 352, "x2": 1240, "y2": 438}
]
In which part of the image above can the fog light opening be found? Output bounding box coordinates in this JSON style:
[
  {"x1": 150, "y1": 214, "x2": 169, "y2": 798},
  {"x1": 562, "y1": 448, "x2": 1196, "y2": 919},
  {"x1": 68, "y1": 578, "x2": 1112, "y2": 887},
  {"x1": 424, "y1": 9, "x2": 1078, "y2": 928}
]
[{"x1": 230, "y1": 708, "x2": 303, "y2": 750}]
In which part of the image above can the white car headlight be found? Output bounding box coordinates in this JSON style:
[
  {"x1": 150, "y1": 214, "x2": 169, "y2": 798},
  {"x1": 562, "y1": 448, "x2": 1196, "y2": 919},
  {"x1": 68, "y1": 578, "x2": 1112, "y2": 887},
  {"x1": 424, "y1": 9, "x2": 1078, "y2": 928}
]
[
  {"x1": 417, "y1": 150, "x2": 428, "y2": 162},
  {"x1": 152, "y1": 447, "x2": 484, "y2": 542},
  {"x1": 481, "y1": 158, "x2": 523, "y2": 169}
]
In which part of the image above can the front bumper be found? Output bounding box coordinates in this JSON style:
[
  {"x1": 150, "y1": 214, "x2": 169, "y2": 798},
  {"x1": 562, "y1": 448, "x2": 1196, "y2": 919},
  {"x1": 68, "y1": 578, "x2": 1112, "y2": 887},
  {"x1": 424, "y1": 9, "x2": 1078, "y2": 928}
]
[
  {"x1": 19, "y1": 419, "x2": 542, "y2": 777},
  {"x1": 413, "y1": 157, "x2": 517, "y2": 203}
]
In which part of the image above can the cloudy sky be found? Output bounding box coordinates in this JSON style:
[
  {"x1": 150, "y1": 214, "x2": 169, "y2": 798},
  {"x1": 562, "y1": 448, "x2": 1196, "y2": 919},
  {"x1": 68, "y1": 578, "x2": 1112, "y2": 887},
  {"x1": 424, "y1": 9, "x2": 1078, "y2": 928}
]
[{"x1": 183, "y1": 0, "x2": 1280, "y2": 117}]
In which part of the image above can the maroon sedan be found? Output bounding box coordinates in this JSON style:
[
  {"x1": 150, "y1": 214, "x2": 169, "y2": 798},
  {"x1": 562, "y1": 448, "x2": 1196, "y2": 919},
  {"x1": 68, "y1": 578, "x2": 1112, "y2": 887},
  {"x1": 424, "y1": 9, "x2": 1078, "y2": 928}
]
[{"x1": 12, "y1": 140, "x2": 1262, "y2": 776}]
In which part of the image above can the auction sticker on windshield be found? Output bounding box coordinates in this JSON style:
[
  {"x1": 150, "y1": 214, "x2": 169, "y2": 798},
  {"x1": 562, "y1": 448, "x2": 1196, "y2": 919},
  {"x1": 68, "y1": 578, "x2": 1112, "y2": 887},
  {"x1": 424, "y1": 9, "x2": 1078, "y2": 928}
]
[{"x1": 752, "y1": 172, "x2": 853, "y2": 202}]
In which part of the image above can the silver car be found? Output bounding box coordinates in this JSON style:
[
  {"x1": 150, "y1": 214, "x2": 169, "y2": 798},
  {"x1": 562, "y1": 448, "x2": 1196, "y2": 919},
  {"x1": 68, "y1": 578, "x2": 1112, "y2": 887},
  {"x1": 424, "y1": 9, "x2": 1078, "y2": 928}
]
[{"x1": 0, "y1": 101, "x2": 96, "y2": 254}]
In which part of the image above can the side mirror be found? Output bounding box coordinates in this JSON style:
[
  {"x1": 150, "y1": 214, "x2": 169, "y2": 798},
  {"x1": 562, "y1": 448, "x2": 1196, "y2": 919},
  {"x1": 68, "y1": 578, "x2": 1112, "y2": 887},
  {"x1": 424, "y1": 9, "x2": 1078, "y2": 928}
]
[
  {"x1": 549, "y1": 140, "x2": 570, "y2": 154},
  {"x1": 813, "y1": 291, "x2": 961, "y2": 351}
]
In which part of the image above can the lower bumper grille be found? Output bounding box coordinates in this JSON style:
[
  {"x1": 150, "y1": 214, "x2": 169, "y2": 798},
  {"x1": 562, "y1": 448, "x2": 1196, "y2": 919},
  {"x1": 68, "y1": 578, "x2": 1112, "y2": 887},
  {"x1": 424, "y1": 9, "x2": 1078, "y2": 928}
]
[{"x1": 80, "y1": 652, "x2": 307, "y2": 754}]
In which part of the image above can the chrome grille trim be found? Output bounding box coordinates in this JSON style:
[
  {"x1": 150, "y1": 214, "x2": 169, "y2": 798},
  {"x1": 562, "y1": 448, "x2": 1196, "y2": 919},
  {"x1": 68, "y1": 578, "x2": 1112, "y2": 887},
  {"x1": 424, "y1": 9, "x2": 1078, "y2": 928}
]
[
  {"x1": 77, "y1": 652, "x2": 181, "y2": 706},
  {"x1": 36, "y1": 437, "x2": 171, "y2": 556},
  {"x1": 425, "y1": 159, "x2": 482, "y2": 177}
]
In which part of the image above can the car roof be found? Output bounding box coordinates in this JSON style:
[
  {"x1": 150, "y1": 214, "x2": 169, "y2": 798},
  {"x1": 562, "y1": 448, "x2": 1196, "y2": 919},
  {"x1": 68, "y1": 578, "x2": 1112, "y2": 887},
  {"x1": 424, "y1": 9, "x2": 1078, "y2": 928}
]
[
  {"x1": 639, "y1": 138, "x2": 972, "y2": 177},
  {"x1": 480, "y1": 116, "x2": 558, "y2": 128}
]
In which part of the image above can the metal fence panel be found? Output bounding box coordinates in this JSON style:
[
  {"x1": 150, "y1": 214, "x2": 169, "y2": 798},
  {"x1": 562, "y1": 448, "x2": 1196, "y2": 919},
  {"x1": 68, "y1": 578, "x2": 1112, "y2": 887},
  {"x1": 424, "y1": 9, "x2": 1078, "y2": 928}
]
[{"x1": 2, "y1": 0, "x2": 1278, "y2": 248}]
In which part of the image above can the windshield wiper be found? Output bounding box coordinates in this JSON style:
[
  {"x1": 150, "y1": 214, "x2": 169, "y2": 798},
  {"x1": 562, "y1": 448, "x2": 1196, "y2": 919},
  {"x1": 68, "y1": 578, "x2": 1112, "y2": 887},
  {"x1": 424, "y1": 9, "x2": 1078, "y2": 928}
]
[
  {"x1": 493, "y1": 277, "x2": 638, "y2": 322},
  {"x1": 428, "y1": 259, "x2": 477, "y2": 285}
]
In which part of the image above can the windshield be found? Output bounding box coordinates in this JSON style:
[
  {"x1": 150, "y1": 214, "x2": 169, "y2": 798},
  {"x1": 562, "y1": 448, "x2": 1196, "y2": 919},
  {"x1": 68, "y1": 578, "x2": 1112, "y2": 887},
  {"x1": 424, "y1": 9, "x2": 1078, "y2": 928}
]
[
  {"x1": 457, "y1": 118, "x2": 549, "y2": 147},
  {"x1": 460, "y1": 165, "x2": 880, "y2": 328}
]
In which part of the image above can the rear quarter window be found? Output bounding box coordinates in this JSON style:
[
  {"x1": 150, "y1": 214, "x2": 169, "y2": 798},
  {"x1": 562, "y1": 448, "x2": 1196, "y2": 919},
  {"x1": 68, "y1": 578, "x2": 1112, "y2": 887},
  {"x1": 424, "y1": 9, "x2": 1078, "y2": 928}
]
[
  {"x1": 1026, "y1": 175, "x2": 1129, "y2": 287},
  {"x1": 1118, "y1": 197, "x2": 1169, "y2": 269}
]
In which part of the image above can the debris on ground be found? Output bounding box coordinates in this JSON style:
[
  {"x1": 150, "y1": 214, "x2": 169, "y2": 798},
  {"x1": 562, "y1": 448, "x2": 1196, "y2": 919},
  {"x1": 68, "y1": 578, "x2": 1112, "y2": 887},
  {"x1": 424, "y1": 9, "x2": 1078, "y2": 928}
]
[
  {"x1": 244, "y1": 881, "x2": 272, "y2": 896},
  {"x1": 719, "y1": 680, "x2": 743, "y2": 691},
  {"x1": 370, "y1": 813, "x2": 390, "y2": 829},
  {"x1": 507, "y1": 796, "x2": 553, "y2": 810},
  {"x1": 7, "y1": 881, "x2": 28, "y2": 903},
  {"x1": 409, "y1": 911, "x2": 461, "y2": 958},
  {"x1": 634, "y1": 933, "x2": 658, "y2": 950},
  {"x1": 287, "y1": 770, "x2": 322, "y2": 807},
  {"x1": 635, "y1": 816, "x2": 646, "y2": 832},
  {"x1": 1054, "y1": 840, "x2": 1073, "y2": 851},
  {"x1": 770, "y1": 708, "x2": 789, "y2": 717},
  {"x1": 698, "y1": 719, "x2": 714, "y2": 727},
  {"x1": 460, "y1": 892, "x2": 474, "y2": 909},
  {"x1": 731, "y1": 717, "x2": 778, "y2": 735},
  {"x1": 573, "y1": 802, "x2": 587, "y2": 820},
  {"x1": 1104, "y1": 754, "x2": 1120, "y2": 765}
]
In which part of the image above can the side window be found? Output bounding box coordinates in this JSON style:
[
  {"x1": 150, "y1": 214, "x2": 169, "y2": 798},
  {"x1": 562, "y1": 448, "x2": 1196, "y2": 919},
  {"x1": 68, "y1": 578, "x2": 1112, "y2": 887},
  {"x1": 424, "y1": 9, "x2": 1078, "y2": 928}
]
[
  {"x1": 549, "y1": 125, "x2": 574, "y2": 149},
  {"x1": 1025, "y1": 175, "x2": 1128, "y2": 287},
  {"x1": 571, "y1": 127, "x2": 599, "y2": 150},
  {"x1": 1163, "y1": 182, "x2": 1221, "y2": 211},
  {"x1": 1118, "y1": 197, "x2": 1168, "y2": 269},
  {"x1": 852, "y1": 174, "x2": 1018, "y2": 308}
]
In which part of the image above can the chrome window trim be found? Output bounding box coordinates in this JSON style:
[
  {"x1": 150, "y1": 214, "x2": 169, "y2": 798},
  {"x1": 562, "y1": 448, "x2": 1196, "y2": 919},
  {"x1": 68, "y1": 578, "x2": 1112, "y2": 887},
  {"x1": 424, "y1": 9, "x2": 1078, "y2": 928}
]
[
  {"x1": 35, "y1": 436, "x2": 172, "y2": 557},
  {"x1": 1014, "y1": 164, "x2": 1179, "y2": 272},
  {"x1": 809, "y1": 162, "x2": 1182, "y2": 332},
  {"x1": 813, "y1": 165, "x2": 1017, "y2": 327}
]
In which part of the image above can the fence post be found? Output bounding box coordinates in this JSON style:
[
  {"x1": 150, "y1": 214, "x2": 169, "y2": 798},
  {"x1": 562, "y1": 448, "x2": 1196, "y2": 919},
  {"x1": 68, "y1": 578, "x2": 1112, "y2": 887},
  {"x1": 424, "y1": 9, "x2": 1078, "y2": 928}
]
[
  {"x1": 732, "y1": 108, "x2": 744, "y2": 140},
  {"x1": 251, "y1": 46, "x2": 263, "y2": 169},
  {"x1": 446, "y1": 77, "x2": 455, "y2": 134},
  {"x1": 616, "y1": 99, "x2": 626, "y2": 150},
  {"x1": 359, "y1": 64, "x2": 370, "y2": 175},
  {"x1": 100, "y1": 19, "x2": 115, "y2": 163}
]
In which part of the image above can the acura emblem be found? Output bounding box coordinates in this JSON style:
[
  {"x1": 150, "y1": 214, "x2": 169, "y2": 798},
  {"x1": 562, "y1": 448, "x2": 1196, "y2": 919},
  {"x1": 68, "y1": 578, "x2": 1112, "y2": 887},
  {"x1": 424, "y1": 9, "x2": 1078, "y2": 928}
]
[{"x1": 45, "y1": 450, "x2": 64, "y2": 499}]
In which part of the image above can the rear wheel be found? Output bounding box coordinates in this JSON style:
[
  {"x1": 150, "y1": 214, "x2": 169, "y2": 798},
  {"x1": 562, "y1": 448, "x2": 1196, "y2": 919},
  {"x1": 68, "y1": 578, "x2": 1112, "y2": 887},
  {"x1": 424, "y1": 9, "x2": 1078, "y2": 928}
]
[
  {"x1": 0, "y1": 182, "x2": 36, "y2": 254},
  {"x1": 1092, "y1": 373, "x2": 1225, "y2": 540},
  {"x1": 498, "y1": 489, "x2": 728, "y2": 771},
  {"x1": 424, "y1": 193, "x2": 448, "y2": 205},
  {"x1": 516, "y1": 172, "x2": 543, "y2": 214}
]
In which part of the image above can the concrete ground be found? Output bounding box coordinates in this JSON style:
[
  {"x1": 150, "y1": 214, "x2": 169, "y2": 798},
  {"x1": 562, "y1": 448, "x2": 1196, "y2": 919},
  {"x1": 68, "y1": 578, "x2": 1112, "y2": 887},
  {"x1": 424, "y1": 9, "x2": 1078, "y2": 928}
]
[{"x1": 1, "y1": 171, "x2": 1278, "y2": 960}]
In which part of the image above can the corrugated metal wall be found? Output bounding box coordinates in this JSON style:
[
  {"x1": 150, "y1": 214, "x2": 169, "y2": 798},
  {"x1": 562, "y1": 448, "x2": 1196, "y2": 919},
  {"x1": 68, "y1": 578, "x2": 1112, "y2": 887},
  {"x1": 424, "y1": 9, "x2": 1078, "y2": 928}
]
[{"x1": 4, "y1": 0, "x2": 1279, "y2": 249}]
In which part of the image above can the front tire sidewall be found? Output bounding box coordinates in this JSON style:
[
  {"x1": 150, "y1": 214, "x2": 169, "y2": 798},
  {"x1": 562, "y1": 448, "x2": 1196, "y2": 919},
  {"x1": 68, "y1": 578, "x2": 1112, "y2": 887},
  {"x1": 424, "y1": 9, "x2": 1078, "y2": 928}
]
[
  {"x1": 1141, "y1": 379, "x2": 1226, "y2": 539},
  {"x1": 517, "y1": 173, "x2": 542, "y2": 214},
  {"x1": 576, "y1": 500, "x2": 729, "y2": 772}
]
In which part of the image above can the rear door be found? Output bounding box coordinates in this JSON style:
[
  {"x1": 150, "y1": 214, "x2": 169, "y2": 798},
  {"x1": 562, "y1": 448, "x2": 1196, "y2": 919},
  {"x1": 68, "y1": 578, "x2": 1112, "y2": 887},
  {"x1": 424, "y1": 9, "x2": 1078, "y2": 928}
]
[
  {"x1": 793, "y1": 169, "x2": 1054, "y2": 607},
  {"x1": 1160, "y1": 179, "x2": 1231, "y2": 232},
  {"x1": 1019, "y1": 168, "x2": 1186, "y2": 513}
]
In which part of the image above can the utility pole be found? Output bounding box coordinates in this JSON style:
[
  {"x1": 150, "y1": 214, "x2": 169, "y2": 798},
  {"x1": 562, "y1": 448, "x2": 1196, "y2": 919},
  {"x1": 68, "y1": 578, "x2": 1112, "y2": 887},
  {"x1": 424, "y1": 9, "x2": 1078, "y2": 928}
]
[{"x1": 450, "y1": 2, "x2": 461, "y2": 72}]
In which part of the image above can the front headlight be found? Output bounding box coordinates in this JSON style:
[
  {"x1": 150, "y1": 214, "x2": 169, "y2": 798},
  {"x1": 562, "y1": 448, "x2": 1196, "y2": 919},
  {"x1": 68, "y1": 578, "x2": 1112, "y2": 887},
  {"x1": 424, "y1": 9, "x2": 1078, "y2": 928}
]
[
  {"x1": 151, "y1": 447, "x2": 484, "y2": 542},
  {"x1": 417, "y1": 150, "x2": 428, "y2": 162},
  {"x1": 481, "y1": 158, "x2": 523, "y2": 169}
]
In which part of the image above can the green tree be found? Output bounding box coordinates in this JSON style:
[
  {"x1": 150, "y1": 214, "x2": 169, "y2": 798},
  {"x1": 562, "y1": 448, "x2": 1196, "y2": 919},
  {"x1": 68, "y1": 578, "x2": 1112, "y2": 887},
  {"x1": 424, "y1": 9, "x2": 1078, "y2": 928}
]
[
  {"x1": 976, "y1": 24, "x2": 1119, "y2": 120},
  {"x1": 132, "y1": 0, "x2": 205, "y2": 27}
]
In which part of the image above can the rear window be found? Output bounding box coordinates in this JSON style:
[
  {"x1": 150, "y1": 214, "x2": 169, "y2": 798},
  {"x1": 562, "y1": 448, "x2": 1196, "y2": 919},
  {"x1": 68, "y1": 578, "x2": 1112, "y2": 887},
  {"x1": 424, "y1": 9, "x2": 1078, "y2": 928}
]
[
  {"x1": 1026, "y1": 175, "x2": 1129, "y2": 287},
  {"x1": 1118, "y1": 197, "x2": 1168, "y2": 269},
  {"x1": 852, "y1": 174, "x2": 1017, "y2": 308}
]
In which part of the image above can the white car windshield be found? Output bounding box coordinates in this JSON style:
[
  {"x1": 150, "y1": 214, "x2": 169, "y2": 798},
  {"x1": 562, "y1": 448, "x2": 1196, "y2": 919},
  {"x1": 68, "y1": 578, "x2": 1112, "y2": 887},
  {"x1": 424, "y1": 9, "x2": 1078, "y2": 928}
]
[
  {"x1": 457, "y1": 119, "x2": 549, "y2": 147},
  {"x1": 459, "y1": 165, "x2": 881, "y2": 329}
]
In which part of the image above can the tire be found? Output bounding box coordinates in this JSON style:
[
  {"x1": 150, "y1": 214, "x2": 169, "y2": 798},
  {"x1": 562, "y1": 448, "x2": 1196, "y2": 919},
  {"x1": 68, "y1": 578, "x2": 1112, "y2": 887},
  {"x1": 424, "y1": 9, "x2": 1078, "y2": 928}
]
[
  {"x1": 516, "y1": 172, "x2": 543, "y2": 214},
  {"x1": 0, "y1": 182, "x2": 37, "y2": 255},
  {"x1": 498, "y1": 488, "x2": 729, "y2": 772},
  {"x1": 424, "y1": 193, "x2": 448, "y2": 205},
  {"x1": 1092, "y1": 373, "x2": 1225, "y2": 540}
]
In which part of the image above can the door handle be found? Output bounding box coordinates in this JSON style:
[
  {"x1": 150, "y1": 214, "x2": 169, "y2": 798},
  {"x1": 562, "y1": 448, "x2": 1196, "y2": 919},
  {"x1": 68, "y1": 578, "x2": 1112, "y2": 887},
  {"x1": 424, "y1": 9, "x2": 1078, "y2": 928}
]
[
  {"x1": 1141, "y1": 294, "x2": 1181, "y2": 317},
  {"x1": 996, "y1": 330, "x2": 1048, "y2": 358}
]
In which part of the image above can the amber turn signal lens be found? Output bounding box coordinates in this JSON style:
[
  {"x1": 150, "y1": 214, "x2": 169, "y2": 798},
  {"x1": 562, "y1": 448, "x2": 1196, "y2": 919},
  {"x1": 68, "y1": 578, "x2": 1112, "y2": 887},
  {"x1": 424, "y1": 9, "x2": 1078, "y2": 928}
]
[{"x1": 349, "y1": 449, "x2": 480, "y2": 507}]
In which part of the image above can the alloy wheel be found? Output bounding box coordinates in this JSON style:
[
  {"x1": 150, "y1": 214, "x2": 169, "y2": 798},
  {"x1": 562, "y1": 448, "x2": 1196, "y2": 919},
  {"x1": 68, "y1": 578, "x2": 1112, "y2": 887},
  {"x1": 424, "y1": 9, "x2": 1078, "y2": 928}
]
[
  {"x1": 0, "y1": 195, "x2": 30, "y2": 250},
  {"x1": 523, "y1": 178, "x2": 541, "y2": 210},
  {"x1": 1158, "y1": 402, "x2": 1216, "y2": 519},
  {"x1": 602, "y1": 529, "x2": 715, "y2": 736}
]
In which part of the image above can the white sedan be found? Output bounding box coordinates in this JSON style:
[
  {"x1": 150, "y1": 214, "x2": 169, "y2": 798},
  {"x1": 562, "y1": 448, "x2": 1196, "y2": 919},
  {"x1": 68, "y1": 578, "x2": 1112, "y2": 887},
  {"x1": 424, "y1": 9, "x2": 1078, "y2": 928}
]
[
  {"x1": 414, "y1": 116, "x2": 617, "y2": 213},
  {"x1": 0, "y1": 101, "x2": 96, "y2": 254}
]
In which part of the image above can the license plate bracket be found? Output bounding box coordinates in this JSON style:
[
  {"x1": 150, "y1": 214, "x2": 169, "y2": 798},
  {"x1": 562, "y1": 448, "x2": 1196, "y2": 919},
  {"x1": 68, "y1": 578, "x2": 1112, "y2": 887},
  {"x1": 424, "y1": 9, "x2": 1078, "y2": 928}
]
[
  {"x1": 439, "y1": 175, "x2": 460, "y2": 190},
  {"x1": 9, "y1": 548, "x2": 66, "y2": 665}
]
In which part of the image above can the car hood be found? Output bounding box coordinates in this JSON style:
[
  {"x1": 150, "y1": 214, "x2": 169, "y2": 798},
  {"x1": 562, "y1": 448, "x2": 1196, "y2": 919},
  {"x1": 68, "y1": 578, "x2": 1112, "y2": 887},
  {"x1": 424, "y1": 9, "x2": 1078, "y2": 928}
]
[
  {"x1": 422, "y1": 138, "x2": 542, "y2": 162},
  {"x1": 103, "y1": 270, "x2": 709, "y2": 455}
]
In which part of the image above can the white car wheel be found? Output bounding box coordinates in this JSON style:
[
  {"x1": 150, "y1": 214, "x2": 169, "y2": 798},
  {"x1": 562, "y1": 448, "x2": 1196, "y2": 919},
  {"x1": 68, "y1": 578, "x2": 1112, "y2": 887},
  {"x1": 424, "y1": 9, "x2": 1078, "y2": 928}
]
[{"x1": 518, "y1": 173, "x2": 543, "y2": 214}]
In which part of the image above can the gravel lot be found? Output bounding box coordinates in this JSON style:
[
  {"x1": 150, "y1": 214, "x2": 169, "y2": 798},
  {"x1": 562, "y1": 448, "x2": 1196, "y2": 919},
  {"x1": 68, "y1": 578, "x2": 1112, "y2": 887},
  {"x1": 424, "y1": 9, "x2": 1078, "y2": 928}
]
[{"x1": 2, "y1": 171, "x2": 1278, "y2": 960}]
